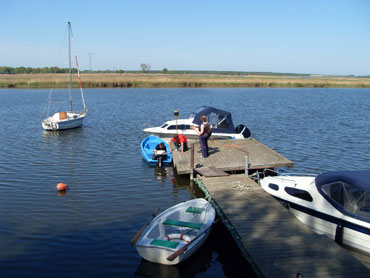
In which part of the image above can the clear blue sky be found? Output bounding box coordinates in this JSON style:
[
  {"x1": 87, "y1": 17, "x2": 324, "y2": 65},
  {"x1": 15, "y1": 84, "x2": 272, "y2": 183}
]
[{"x1": 1, "y1": 0, "x2": 370, "y2": 75}]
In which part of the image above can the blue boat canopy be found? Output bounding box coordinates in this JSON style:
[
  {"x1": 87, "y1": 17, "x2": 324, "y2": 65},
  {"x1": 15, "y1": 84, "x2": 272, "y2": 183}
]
[
  {"x1": 191, "y1": 106, "x2": 236, "y2": 134},
  {"x1": 316, "y1": 170, "x2": 370, "y2": 221},
  {"x1": 316, "y1": 170, "x2": 370, "y2": 192}
]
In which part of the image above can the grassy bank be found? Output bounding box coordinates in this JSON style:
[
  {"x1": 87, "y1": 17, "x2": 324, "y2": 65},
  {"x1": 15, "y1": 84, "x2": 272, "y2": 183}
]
[{"x1": 1, "y1": 73, "x2": 370, "y2": 88}]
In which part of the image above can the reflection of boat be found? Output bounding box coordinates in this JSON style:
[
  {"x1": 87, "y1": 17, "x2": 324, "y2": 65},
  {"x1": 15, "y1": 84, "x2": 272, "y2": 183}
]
[
  {"x1": 141, "y1": 135, "x2": 172, "y2": 166},
  {"x1": 134, "y1": 198, "x2": 215, "y2": 265},
  {"x1": 259, "y1": 169, "x2": 370, "y2": 254},
  {"x1": 41, "y1": 22, "x2": 87, "y2": 131},
  {"x1": 143, "y1": 106, "x2": 251, "y2": 140}
]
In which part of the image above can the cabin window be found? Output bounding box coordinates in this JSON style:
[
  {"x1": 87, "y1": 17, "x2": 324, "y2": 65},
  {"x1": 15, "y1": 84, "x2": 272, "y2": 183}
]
[
  {"x1": 322, "y1": 182, "x2": 370, "y2": 217},
  {"x1": 268, "y1": 183, "x2": 279, "y2": 191},
  {"x1": 285, "y1": 187, "x2": 313, "y2": 202},
  {"x1": 160, "y1": 124, "x2": 168, "y2": 128},
  {"x1": 167, "y1": 124, "x2": 190, "y2": 130}
]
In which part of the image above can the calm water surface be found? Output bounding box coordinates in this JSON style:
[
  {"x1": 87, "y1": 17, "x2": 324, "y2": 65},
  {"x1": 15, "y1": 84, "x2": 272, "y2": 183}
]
[{"x1": 1, "y1": 88, "x2": 369, "y2": 277}]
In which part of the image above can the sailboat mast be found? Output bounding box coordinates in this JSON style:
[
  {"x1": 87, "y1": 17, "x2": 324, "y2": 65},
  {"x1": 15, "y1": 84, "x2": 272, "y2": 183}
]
[{"x1": 68, "y1": 21, "x2": 72, "y2": 112}]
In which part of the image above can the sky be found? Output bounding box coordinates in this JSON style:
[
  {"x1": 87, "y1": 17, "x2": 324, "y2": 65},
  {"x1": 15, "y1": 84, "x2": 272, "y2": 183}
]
[{"x1": 1, "y1": 0, "x2": 370, "y2": 75}]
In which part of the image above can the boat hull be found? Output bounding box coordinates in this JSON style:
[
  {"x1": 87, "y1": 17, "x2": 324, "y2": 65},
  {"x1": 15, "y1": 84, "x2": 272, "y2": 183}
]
[
  {"x1": 260, "y1": 173, "x2": 370, "y2": 255},
  {"x1": 144, "y1": 129, "x2": 245, "y2": 140},
  {"x1": 135, "y1": 198, "x2": 215, "y2": 265},
  {"x1": 42, "y1": 112, "x2": 86, "y2": 131},
  {"x1": 141, "y1": 135, "x2": 172, "y2": 166},
  {"x1": 288, "y1": 203, "x2": 370, "y2": 254}
]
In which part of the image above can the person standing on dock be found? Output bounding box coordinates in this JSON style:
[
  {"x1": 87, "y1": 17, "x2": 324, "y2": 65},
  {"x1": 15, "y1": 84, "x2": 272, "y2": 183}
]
[
  {"x1": 169, "y1": 134, "x2": 188, "y2": 153},
  {"x1": 192, "y1": 115, "x2": 212, "y2": 158}
]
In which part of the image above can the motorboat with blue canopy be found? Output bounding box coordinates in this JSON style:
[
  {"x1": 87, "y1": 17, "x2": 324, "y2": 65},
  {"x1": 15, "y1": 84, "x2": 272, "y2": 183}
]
[
  {"x1": 259, "y1": 169, "x2": 370, "y2": 254},
  {"x1": 143, "y1": 106, "x2": 251, "y2": 140}
]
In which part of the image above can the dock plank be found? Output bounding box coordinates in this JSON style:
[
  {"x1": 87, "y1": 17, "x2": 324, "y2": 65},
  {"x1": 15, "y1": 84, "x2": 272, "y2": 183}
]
[
  {"x1": 194, "y1": 166, "x2": 230, "y2": 177},
  {"x1": 197, "y1": 174, "x2": 370, "y2": 278},
  {"x1": 172, "y1": 138, "x2": 293, "y2": 175}
]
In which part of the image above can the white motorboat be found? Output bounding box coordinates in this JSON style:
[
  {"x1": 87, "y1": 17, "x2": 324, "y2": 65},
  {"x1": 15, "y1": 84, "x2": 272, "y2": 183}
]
[
  {"x1": 143, "y1": 106, "x2": 251, "y2": 140},
  {"x1": 259, "y1": 169, "x2": 370, "y2": 254},
  {"x1": 132, "y1": 198, "x2": 216, "y2": 265},
  {"x1": 41, "y1": 22, "x2": 87, "y2": 131}
]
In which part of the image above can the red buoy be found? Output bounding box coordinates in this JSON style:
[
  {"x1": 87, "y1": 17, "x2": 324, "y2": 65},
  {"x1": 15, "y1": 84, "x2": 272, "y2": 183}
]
[{"x1": 56, "y1": 182, "x2": 67, "y2": 191}]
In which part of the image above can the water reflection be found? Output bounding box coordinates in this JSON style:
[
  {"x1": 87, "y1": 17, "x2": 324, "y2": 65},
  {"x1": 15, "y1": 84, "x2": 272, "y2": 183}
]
[
  {"x1": 41, "y1": 127, "x2": 87, "y2": 140},
  {"x1": 3, "y1": 88, "x2": 369, "y2": 277},
  {"x1": 56, "y1": 190, "x2": 67, "y2": 197},
  {"x1": 153, "y1": 166, "x2": 172, "y2": 183}
]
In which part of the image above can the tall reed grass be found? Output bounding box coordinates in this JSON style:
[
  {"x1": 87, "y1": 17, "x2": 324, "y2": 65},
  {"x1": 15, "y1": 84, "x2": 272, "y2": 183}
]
[{"x1": 1, "y1": 73, "x2": 370, "y2": 88}]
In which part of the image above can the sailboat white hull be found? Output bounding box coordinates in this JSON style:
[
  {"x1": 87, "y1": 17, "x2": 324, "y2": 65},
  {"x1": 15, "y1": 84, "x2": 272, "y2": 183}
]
[{"x1": 42, "y1": 111, "x2": 86, "y2": 131}]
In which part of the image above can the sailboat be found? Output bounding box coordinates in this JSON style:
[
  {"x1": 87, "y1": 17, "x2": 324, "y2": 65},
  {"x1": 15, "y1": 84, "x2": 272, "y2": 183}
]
[{"x1": 41, "y1": 22, "x2": 87, "y2": 131}]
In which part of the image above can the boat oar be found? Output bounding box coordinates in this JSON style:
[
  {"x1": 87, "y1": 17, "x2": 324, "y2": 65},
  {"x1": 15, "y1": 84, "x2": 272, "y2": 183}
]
[
  {"x1": 131, "y1": 208, "x2": 160, "y2": 247},
  {"x1": 167, "y1": 218, "x2": 220, "y2": 262}
]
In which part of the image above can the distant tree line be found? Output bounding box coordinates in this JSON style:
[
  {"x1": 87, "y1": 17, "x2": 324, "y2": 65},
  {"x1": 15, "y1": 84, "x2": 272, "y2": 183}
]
[
  {"x1": 0, "y1": 66, "x2": 77, "y2": 74},
  {"x1": 1, "y1": 66, "x2": 367, "y2": 78},
  {"x1": 1, "y1": 66, "x2": 313, "y2": 77}
]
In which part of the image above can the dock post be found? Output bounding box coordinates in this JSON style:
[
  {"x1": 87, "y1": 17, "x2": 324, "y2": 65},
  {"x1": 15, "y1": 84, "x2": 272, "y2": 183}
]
[
  {"x1": 245, "y1": 155, "x2": 249, "y2": 178},
  {"x1": 190, "y1": 144, "x2": 195, "y2": 180}
]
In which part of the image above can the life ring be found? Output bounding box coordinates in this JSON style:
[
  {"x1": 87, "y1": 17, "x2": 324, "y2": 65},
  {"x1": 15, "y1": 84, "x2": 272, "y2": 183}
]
[{"x1": 162, "y1": 233, "x2": 191, "y2": 243}]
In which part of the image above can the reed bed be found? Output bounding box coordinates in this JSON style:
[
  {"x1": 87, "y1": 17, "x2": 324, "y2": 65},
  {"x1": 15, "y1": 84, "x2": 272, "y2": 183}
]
[{"x1": 1, "y1": 73, "x2": 370, "y2": 88}]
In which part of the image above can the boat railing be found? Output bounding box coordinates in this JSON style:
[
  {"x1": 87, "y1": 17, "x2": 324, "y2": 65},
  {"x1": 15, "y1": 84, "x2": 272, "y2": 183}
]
[
  {"x1": 279, "y1": 173, "x2": 317, "y2": 177},
  {"x1": 256, "y1": 169, "x2": 316, "y2": 185}
]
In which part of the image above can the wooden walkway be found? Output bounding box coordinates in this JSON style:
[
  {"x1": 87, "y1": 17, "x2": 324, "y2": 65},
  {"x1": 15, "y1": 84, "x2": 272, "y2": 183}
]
[
  {"x1": 197, "y1": 174, "x2": 370, "y2": 278},
  {"x1": 172, "y1": 138, "x2": 294, "y2": 175}
]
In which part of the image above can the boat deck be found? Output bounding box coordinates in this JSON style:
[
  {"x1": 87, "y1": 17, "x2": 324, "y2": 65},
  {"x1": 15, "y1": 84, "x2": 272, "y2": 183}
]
[
  {"x1": 171, "y1": 138, "x2": 294, "y2": 175},
  {"x1": 197, "y1": 174, "x2": 370, "y2": 278}
]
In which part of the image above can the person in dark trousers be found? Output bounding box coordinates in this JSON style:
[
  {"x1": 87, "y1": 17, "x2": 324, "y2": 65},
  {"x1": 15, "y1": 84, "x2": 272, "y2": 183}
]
[
  {"x1": 192, "y1": 115, "x2": 212, "y2": 158},
  {"x1": 152, "y1": 142, "x2": 167, "y2": 165},
  {"x1": 169, "y1": 134, "x2": 188, "y2": 153}
]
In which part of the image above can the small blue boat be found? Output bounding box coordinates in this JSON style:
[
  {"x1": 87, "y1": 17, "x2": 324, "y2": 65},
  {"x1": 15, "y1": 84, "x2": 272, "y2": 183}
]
[{"x1": 141, "y1": 135, "x2": 172, "y2": 166}]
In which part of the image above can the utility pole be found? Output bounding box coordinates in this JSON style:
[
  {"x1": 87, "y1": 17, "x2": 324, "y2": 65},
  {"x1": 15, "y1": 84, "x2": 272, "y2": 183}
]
[{"x1": 88, "y1": 52, "x2": 94, "y2": 71}]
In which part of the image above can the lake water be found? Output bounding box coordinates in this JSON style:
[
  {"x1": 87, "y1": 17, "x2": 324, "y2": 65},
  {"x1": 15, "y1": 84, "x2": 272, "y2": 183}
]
[{"x1": 1, "y1": 88, "x2": 370, "y2": 277}]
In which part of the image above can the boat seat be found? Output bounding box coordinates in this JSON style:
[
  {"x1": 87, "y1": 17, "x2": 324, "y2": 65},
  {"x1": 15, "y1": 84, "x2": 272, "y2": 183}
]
[
  {"x1": 186, "y1": 207, "x2": 205, "y2": 214},
  {"x1": 150, "y1": 239, "x2": 179, "y2": 249},
  {"x1": 162, "y1": 219, "x2": 203, "y2": 229}
]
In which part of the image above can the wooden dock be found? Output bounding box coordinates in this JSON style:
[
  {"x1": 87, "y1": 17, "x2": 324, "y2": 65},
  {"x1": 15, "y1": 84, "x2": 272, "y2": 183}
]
[
  {"x1": 170, "y1": 138, "x2": 370, "y2": 277},
  {"x1": 196, "y1": 174, "x2": 370, "y2": 278},
  {"x1": 171, "y1": 138, "x2": 294, "y2": 175}
]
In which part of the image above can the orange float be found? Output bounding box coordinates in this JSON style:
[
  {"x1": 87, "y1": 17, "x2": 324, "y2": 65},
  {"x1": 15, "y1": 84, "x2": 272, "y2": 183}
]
[{"x1": 56, "y1": 182, "x2": 68, "y2": 191}]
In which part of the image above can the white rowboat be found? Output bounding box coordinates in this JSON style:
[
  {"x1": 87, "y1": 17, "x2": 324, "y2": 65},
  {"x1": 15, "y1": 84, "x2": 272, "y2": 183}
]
[{"x1": 134, "y1": 198, "x2": 216, "y2": 265}]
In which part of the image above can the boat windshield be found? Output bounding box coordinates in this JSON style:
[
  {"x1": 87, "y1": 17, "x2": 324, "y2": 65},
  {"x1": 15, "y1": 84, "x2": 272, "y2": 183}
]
[
  {"x1": 191, "y1": 106, "x2": 235, "y2": 133},
  {"x1": 321, "y1": 181, "x2": 370, "y2": 218},
  {"x1": 208, "y1": 113, "x2": 229, "y2": 129}
]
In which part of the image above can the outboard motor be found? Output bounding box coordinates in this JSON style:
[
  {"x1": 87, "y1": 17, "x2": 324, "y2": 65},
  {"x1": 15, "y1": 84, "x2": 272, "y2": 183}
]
[{"x1": 235, "y1": 124, "x2": 251, "y2": 138}]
